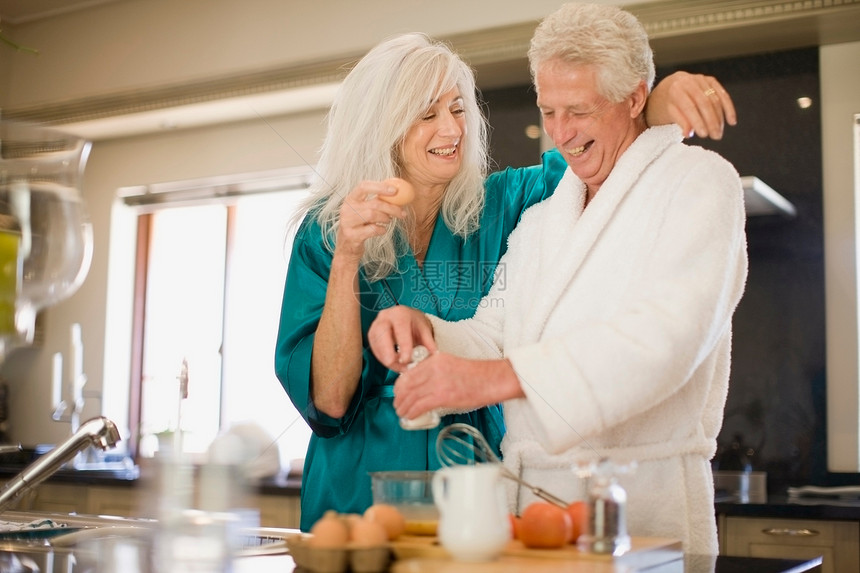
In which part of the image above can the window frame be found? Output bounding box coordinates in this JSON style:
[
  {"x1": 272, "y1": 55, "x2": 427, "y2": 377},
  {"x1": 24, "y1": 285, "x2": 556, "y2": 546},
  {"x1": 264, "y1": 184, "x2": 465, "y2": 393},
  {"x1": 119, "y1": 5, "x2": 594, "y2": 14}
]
[{"x1": 112, "y1": 166, "x2": 314, "y2": 460}]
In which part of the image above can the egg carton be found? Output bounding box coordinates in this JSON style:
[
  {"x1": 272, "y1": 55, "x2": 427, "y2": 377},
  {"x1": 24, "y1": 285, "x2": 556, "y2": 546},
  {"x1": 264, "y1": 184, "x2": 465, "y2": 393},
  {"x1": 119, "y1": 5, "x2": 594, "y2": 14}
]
[{"x1": 286, "y1": 535, "x2": 391, "y2": 573}]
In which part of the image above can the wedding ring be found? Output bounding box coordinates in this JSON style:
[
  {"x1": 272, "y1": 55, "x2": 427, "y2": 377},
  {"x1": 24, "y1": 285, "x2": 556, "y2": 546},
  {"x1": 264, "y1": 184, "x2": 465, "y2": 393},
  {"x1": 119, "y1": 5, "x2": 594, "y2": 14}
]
[{"x1": 703, "y1": 88, "x2": 717, "y2": 97}]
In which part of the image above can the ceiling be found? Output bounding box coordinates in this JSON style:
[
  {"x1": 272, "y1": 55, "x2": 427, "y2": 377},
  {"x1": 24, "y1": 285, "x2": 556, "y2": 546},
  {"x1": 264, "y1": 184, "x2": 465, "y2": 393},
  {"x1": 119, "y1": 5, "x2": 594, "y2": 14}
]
[
  {"x1": 4, "y1": 0, "x2": 860, "y2": 141},
  {"x1": 0, "y1": 0, "x2": 123, "y2": 25},
  {"x1": 0, "y1": 0, "x2": 339, "y2": 140}
]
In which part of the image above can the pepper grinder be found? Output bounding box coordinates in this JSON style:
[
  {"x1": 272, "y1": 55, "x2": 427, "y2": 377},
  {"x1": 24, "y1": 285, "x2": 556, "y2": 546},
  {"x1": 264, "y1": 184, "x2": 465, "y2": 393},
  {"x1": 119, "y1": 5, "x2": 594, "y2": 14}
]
[
  {"x1": 576, "y1": 458, "x2": 634, "y2": 556},
  {"x1": 399, "y1": 345, "x2": 441, "y2": 430}
]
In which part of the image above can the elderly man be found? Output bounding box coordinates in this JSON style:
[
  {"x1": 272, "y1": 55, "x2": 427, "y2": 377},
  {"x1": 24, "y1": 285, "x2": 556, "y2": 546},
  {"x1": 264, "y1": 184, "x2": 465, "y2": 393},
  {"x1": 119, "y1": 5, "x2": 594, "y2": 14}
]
[{"x1": 369, "y1": 2, "x2": 748, "y2": 555}]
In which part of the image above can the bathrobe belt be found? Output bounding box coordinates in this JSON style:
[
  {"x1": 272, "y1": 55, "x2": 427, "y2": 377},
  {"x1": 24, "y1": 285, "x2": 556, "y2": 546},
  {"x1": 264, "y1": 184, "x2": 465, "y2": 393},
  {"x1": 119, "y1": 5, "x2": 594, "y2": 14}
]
[{"x1": 367, "y1": 385, "x2": 395, "y2": 399}]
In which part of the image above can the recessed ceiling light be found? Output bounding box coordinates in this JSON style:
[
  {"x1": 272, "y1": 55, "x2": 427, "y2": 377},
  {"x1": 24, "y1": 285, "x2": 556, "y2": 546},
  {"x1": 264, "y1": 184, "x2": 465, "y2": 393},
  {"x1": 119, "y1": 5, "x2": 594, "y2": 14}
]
[
  {"x1": 797, "y1": 97, "x2": 813, "y2": 109},
  {"x1": 525, "y1": 125, "x2": 542, "y2": 139}
]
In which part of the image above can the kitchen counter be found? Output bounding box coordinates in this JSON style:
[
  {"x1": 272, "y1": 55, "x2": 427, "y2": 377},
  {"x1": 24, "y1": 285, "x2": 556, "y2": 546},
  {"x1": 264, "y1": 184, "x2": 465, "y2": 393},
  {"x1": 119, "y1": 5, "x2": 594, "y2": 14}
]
[
  {"x1": 716, "y1": 494, "x2": 860, "y2": 521},
  {"x1": 256, "y1": 471, "x2": 302, "y2": 495},
  {"x1": 0, "y1": 462, "x2": 851, "y2": 570},
  {"x1": 12, "y1": 460, "x2": 855, "y2": 523},
  {"x1": 385, "y1": 535, "x2": 822, "y2": 573},
  {"x1": 0, "y1": 507, "x2": 824, "y2": 572},
  {"x1": 694, "y1": 555, "x2": 821, "y2": 572},
  {"x1": 0, "y1": 463, "x2": 302, "y2": 493},
  {"x1": 231, "y1": 551, "x2": 822, "y2": 572},
  {"x1": 0, "y1": 548, "x2": 821, "y2": 573},
  {"x1": 212, "y1": 474, "x2": 860, "y2": 523},
  {"x1": 4, "y1": 461, "x2": 856, "y2": 524},
  {"x1": 386, "y1": 555, "x2": 822, "y2": 572},
  {"x1": 228, "y1": 476, "x2": 860, "y2": 523}
]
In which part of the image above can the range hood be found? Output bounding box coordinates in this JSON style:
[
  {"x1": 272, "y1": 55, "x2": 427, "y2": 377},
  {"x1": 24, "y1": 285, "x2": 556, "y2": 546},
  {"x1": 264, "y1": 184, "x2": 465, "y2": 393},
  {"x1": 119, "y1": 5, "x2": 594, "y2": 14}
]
[{"x1": 742, "y1": 176, "x2": 796, "y2": 217}]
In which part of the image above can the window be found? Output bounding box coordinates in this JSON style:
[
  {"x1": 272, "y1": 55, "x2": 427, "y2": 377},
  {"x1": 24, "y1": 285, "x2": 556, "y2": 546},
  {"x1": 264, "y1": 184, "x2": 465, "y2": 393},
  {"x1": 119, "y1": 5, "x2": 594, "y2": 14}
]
[
  {"x1": 111, "y1": 168, "x2": 313, "y2": 469},
  {"x1": 139, "y1": 204, "x2": 227, "y2": 455}
]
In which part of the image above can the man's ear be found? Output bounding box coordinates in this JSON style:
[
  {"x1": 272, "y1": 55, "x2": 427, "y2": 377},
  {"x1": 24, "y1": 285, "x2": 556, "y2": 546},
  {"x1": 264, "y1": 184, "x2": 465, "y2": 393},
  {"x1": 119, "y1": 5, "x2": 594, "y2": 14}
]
[{"x1": 630, "y1": 81, "x2": 649, "y2": 118}]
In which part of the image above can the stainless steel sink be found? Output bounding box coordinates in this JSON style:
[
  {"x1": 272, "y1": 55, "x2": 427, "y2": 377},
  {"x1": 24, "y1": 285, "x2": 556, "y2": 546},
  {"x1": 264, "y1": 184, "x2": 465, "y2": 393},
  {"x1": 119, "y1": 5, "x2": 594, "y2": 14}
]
[
  {"x1": 0, "y1": 420, "x2": 294, "y2": 571},
  {"x1": 0, "y1": 510, "x2": 294, "y2": 572},
  {"x1": 0, "y1": 511, "x2": 150, "y2": 572}
]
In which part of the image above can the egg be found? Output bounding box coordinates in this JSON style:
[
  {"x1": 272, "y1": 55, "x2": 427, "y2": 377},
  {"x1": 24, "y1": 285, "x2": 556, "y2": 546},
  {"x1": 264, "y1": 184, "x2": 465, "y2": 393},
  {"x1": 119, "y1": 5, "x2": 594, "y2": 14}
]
[
  {"x1": 363, "y1": 503, "x2": 406, "y2": 541},
  {"x1": 380, "y1": 177, "x2": 416, "y2": 206},
  {"x1": 340, "y1": 512, "x2": 362, "y2": 532},
  {"x1": 308, "y1": 511, "x2": 350, "y2": 548},
  {"x1": 350, "y1": 517, "x2": 389, "y2": 547}
]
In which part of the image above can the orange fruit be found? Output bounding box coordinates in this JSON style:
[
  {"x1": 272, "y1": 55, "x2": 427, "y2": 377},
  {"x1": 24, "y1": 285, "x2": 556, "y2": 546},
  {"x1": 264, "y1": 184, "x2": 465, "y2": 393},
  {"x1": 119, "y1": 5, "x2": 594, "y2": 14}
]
[
  {"x1": 380, "y1": 177, "x2": 415, "y2": 206},
  {"x1": 518, "y1": 502, "x2": 572, "y2": 549},
  {"x1": 508, "y1": 513, "x2": 521, "y2": 540},
  {"x1": 565, "y1": 500, "x2": 589, "y2": 543}
]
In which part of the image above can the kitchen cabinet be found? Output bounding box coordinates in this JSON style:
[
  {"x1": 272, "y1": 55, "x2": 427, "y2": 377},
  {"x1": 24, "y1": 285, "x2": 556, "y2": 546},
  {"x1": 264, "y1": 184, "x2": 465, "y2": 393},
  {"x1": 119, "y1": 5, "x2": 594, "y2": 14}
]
[
  {"x1": 26, "y1": 482, "x2": 88, "y2": 514},
  {"x1": 249, "y1": 493, "x2": 301, "y2": 529},
  {"x1": 16, "y1": 482, "x2": 137, "y2": 516},
  {"x1": 722, "y1": 515, "x2": 859, "y2": 573},
  {"x1": 86, "y1": 484, "x2": 145, "y2": 517}
]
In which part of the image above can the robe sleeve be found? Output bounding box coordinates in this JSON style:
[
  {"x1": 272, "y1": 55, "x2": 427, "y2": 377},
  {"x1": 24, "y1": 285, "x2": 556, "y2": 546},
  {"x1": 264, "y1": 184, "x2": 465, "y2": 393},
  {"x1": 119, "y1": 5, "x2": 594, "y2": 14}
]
[
  {"x1": 508, "y1": 153, "x2": 748, "y2": 454},
  {"x1": 428, "y1": 260, "x2": 510, "y2": 359},
  {"x1": 484, "y1": 149, "x2": 568, "y2": 222},
  {"x1": 273, "y1": 217, "x2": 369, "y2": 438},
  {"x1": 429, "y1": 150, "x2": 568, "y2": 356}
]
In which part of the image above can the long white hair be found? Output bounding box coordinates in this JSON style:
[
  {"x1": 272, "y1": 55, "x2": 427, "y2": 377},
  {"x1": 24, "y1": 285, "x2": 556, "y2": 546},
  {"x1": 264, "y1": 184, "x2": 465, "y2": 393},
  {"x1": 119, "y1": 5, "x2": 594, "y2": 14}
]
[{"x1": 296, "y1": 33, "x2": 489, "y2": 281}]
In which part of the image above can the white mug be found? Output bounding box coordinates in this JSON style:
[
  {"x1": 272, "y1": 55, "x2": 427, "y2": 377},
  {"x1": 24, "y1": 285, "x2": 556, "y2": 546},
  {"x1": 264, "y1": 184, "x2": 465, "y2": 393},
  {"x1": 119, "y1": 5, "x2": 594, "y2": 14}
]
[{"x1": 432, "y1": 464, "x2": 510, "y2": 562}]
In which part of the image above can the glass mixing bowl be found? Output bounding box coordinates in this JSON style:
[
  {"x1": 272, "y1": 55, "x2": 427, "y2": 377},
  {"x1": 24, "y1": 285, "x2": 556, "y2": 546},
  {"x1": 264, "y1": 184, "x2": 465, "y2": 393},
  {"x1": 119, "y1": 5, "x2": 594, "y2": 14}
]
[{"x1": 370, "y1": 470, "x2": 438, "y2": 536}]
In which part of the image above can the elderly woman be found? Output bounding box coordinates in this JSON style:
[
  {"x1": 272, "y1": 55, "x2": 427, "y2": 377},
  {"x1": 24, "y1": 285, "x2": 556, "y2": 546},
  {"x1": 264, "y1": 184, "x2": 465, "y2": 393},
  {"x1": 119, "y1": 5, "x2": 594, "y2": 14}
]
[
  {"x1": 369, "y1": 4, "x2": 748, "y2": 555},
  {"x1": 277, "y1": 30, "x2": 737, "y2": 531}
]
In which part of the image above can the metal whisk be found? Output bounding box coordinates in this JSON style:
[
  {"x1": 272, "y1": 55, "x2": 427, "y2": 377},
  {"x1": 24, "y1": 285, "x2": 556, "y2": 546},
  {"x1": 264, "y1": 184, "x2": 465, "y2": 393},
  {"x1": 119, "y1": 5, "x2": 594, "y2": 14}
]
[{"x1": 436, "y1": 422, "x2": 569, "y2": 509}]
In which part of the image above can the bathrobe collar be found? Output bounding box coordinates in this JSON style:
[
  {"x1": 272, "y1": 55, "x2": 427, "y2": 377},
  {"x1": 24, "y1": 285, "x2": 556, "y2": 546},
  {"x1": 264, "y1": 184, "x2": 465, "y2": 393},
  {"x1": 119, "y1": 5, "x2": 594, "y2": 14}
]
[{"x1": 522, "y1": 125, "x2": 684, "y2": 341}]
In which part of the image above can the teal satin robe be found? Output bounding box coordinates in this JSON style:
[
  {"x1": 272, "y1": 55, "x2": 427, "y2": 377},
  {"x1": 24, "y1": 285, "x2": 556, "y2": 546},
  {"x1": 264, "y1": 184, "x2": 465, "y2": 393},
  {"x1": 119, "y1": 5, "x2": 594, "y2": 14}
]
[{"x1": 275, "y1": 150, "x2": 567, "y2": 530}]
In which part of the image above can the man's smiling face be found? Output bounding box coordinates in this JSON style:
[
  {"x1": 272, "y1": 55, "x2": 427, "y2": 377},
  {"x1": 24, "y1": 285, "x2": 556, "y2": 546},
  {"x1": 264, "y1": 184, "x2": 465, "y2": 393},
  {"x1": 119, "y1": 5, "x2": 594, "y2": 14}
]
[{"x1": 536, "y1": 59, "x2": 645, "y2": 196}]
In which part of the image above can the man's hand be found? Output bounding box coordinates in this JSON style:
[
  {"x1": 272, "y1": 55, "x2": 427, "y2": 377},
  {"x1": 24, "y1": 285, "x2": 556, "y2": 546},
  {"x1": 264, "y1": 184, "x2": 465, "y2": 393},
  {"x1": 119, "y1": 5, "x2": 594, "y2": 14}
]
[{"x1": 392, "y1": 354, "x2": 523, "y2": 420}]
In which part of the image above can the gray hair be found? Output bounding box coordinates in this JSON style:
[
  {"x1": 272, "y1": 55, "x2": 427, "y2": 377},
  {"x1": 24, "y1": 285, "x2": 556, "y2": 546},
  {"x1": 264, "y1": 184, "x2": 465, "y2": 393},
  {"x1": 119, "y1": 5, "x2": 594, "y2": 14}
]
[
  {"x1": 528, "y1": 3, "x2": 655, "y2": 102},
  {"x1": 297, "y1": 33, "x2": 489, "y2": 282}
]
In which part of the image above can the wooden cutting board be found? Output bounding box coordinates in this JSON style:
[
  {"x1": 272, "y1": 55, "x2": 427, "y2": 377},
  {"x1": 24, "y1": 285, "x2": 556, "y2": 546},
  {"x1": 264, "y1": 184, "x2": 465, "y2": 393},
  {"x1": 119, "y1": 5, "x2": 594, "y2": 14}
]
[{"x1": 390, "y1": 535, "x2": 683, "y2": 572}]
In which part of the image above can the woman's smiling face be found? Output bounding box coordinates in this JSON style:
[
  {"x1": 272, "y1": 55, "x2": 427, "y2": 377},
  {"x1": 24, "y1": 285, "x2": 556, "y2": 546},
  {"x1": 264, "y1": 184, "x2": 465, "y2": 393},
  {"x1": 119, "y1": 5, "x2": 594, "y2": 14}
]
[
  {"x1": 536, "y1": 59, "x2": 646, "y2": 195},
  {"x1": 399, "y1": 88, "x2": 465, "y2": 191}
]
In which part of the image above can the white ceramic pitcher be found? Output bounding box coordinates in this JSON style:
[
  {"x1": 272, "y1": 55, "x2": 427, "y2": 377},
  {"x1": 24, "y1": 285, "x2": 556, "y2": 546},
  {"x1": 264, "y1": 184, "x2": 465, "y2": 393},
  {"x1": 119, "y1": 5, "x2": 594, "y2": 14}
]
[{"x1": 432, "y1": 464, "x2": 510, "y2": 562}]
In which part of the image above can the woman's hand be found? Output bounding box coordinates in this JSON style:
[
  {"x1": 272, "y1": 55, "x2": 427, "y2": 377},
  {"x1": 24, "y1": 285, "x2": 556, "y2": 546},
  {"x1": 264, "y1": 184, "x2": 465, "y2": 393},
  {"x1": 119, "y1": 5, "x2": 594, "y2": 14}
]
[
  {"x1": 368, "y1": 305, "x2": 437, "y2": 371},
  {"x1": 334, "y1": 180, "x2": 407, "y2": 262},
  {"x1": 647, "y1": 71, "x2": 737, "y2": 140}
]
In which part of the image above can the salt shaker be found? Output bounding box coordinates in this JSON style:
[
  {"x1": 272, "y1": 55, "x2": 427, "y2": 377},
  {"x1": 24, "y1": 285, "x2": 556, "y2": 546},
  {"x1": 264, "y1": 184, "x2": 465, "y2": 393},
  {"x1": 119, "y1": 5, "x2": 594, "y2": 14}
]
[
  {"x1": 577, "y1": 458, "x2": 633, "y2": 556},
  {"x1": 398, "y1": 345, "x2": 441, "y2": 430}
]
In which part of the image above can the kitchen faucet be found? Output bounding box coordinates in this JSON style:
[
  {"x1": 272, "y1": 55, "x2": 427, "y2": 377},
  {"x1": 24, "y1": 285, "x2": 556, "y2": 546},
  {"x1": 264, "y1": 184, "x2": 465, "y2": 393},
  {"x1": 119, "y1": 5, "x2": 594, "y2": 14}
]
[{"x1": 0, "y1": 416, "x2": 121, "y2": 514}]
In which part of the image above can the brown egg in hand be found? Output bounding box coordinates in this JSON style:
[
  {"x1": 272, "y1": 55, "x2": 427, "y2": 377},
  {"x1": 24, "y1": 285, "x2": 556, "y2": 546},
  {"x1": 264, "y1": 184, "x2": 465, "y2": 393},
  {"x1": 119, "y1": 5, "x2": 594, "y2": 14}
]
[{"x1": 380, "y1": 178, "x2": 415, "y2": 206}]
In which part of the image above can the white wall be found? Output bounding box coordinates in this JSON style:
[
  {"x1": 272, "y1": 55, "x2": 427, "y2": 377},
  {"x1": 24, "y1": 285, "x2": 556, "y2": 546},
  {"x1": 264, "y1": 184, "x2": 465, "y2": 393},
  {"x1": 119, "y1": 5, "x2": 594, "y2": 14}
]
[
  {"x1": 821, "y1": 41, "x2": 860, "y2": 472},
  {"x1": 1, "y1": 0, "x2": 639, "y2": 109}
]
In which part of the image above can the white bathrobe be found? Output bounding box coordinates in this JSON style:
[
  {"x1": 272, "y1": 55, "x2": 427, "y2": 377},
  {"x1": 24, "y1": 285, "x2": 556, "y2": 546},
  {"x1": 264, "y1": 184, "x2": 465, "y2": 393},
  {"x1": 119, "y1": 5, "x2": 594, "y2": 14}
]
[{"x1": 429, "y1": 125, "x2": 748, "y2": 555}]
